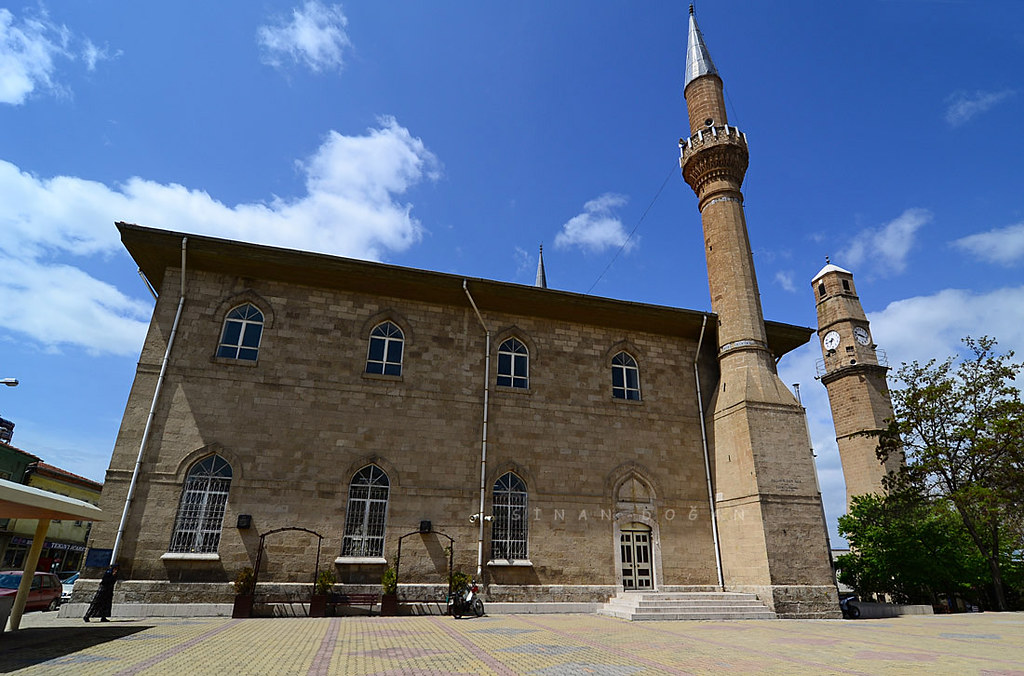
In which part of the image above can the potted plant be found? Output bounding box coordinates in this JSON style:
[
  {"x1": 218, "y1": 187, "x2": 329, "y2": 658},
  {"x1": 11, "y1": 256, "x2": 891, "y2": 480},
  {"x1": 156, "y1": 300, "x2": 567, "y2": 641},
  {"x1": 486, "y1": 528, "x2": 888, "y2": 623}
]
[
  {"x1": 232, "y1": 567, "x2": 255, "y2": 618},
  {"x1": 310, "y1": 569, "x2": 335, "y2": 618},
  {"x1": 380, "y1": 567, "x2": 398, "y2": 616}
]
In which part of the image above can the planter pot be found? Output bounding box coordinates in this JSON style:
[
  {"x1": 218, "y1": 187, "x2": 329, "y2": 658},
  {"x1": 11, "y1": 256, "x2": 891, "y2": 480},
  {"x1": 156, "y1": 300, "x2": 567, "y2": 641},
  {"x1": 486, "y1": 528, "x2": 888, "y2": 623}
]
[
  {"x1": 380, "y1": 593, "x2": 398, "y2": 616},
  {"x1": 309, "y1": 594, "x2": 328, "y2": 617},
  {"x1": 232, "y1": 594, "x2": 254, "y2": 618}
]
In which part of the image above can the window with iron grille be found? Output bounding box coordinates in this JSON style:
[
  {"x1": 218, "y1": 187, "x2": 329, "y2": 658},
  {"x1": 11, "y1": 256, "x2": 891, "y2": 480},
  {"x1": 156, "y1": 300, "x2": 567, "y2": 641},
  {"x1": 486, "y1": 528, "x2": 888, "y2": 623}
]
[
  {"x1": 168, "y1": 455, "x2": 232, "y2": 554},
  {"x1": 365, "y1": 322, "x2": 404, "y2": 376},
  {"x1": 342, "y1": 465, "x2": 390, "y2": 557},
  {"x1": 497, "y1": 338, "x2": 528, "y2": 388},
  {"x1": 491, "y1": 472, "x2": 528, "y2": 560},
  {"x1": 611, "y1": 351, "x2": 641, "y2": 401},
  {"x1": 216, "y1": 304, "x2": 264, "y2": 361}
]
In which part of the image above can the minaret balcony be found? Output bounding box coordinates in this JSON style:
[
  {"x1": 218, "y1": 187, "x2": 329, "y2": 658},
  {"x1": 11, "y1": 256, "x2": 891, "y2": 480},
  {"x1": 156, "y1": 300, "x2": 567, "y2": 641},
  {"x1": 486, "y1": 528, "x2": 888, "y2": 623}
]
[
  {"x1": 679, "y1": 125, "x2": 747, "y2": 162},
  {"x1": 816, "y1": 349, "x2": 889, "y2": 382},
  {"x1": 679, "y1": 125, "x2": 749, "y2": 196}
]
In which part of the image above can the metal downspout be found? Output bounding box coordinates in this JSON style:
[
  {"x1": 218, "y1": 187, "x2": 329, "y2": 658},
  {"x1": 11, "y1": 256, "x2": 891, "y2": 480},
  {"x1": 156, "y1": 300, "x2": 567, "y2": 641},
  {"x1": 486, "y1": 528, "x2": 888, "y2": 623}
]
[
  {"x1": 694, "y1": 315, "x2": 724, "y2": 589},
  {"x1": 463, "y1": 281, "x2": 490, "y2": 579},
  {"x1": 111, "y1": 237, "x2": 188, "y2": 563}
]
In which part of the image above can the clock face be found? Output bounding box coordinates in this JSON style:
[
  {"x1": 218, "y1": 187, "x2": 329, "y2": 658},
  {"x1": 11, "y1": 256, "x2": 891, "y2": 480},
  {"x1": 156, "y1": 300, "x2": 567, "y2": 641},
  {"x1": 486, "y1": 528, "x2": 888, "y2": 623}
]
[
  {"x1": 854, "y1": 327, "x2": 871, "y2": 346},
  {"x1": 823, "y1": 330, "x2": 841, "y2": 351}
]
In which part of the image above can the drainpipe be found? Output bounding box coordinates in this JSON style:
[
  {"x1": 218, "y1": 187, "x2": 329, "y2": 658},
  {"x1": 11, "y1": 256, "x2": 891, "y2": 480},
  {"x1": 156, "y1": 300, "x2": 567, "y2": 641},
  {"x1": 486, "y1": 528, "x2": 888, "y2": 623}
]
[
  {"x1": 111, "y1": 237, "x2": 188, "y2": 563},
  {"x1": 694, "y1": 315, "x2": 724, "y2": 589},
  {"x1": 137, "y1": 268, "x2": 157, "y2": 301},
  {"x1": 462, "y1": 281, "x2": 490, "y2": 579}
]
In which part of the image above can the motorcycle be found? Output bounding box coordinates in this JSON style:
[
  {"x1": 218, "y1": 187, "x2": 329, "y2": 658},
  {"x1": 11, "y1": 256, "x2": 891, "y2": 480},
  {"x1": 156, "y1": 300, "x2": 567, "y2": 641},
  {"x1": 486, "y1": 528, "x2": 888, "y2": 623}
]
[{"x1": 448, "y1": 580, "x2": 484, "y2": 618}]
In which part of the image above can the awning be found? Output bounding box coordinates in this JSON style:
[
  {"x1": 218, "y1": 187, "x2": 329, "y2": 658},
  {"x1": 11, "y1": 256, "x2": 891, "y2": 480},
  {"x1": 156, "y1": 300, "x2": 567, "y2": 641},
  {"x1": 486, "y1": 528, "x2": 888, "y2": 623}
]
[
  {"x1": 0, "y1": 478, "x2": 103, "y2": 521},
  {"x1": 0, "y1": 478, "x2": 104, "y2": 631}
]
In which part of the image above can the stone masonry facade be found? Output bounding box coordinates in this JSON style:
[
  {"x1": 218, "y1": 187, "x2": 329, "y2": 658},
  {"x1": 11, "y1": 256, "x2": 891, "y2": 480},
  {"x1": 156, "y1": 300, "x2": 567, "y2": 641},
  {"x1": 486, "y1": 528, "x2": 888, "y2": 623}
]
[{"x1": 87, "y1": 225, "x2": 816, "y2": 607}]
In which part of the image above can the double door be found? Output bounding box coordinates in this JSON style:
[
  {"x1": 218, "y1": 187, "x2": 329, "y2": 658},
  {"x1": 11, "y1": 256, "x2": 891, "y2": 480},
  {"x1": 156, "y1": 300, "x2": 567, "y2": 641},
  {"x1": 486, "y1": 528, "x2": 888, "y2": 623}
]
[{"x1": 620, "y1": 527, "x2": 653, "y2": 590}]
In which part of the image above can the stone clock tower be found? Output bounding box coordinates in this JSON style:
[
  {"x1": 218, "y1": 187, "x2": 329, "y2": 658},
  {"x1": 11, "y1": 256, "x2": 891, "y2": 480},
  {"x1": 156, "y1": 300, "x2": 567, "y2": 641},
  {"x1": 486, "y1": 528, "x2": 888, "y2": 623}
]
[
  {"x1": 813, "y1": 262, "x2": 902, "y2": 508},
  {"x1": 680, "y1": 7, "x2": 838, "y2": 617}
]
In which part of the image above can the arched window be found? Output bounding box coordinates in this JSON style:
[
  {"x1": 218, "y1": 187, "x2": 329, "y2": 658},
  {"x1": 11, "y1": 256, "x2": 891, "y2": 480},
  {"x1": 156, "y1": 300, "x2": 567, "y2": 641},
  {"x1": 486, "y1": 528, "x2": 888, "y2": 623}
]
[
  {"x1": 366, "y1": 322, "x2": 404, "y2": 376},
  {"x1": 168, "y1": 455, "x2": 232, "y2": 554},
  {"x1": 611, "y1": 352, "x2": 641, "y2": 400},
  {"x1": 342, "y1": 465, "x2": 390, "y2": 557},
  {"x1": 497, "y1": 338, "x2": 529, "y2": 389},
  {"x1": 491, "y1": 472, "x2": 528, "y2": 560},
  {"x1": 217, "y1": 304, "x2": 264, "y2": 361}
]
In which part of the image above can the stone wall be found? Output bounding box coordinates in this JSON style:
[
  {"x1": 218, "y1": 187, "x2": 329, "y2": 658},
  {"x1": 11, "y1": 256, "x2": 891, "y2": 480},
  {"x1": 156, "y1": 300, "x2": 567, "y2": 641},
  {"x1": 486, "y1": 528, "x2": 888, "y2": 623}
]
[{"x1": 90, "y1": 266, "x2": 720, "y2": 595}]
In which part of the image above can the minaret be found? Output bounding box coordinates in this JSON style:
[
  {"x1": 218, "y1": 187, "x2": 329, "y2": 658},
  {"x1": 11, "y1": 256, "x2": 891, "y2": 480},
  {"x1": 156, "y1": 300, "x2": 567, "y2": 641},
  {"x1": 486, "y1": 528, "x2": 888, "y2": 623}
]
[
  {"x1": 679, "y1": 7, "x2": 838, "y2": 617},
  {"x1": 535, "y1": 245, "x2": 547, "y2": 289},
  {"x1": 813, "y1": 262, "x2": 902, "y2": 508}
]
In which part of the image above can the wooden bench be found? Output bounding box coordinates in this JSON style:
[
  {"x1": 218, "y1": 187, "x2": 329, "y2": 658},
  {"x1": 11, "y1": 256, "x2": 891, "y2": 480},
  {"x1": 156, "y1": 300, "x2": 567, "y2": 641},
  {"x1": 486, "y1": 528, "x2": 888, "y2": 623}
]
[{"x1": 328, "y1": 592, "x2": 379, "y2": 614}]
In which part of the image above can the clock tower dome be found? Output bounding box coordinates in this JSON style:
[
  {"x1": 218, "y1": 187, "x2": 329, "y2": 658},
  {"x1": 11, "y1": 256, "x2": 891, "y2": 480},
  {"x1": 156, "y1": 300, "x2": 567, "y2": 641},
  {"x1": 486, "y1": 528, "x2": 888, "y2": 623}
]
[{"x1": 813, "y1": 262, "x2": 902, "y2": 508}]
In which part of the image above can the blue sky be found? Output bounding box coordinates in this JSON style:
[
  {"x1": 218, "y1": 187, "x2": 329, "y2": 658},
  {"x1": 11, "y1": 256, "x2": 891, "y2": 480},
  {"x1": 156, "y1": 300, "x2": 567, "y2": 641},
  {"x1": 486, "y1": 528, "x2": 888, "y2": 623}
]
[{"x1": 1, "y1": 1, "x2": 1022, "y2": 545}]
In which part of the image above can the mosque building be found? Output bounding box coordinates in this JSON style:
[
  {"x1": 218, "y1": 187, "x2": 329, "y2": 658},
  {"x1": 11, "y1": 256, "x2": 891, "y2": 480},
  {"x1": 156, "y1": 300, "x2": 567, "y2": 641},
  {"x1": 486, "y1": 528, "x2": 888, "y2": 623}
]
[{"x1": 85, "y1": 9, "x2": 864, "y2": 619}]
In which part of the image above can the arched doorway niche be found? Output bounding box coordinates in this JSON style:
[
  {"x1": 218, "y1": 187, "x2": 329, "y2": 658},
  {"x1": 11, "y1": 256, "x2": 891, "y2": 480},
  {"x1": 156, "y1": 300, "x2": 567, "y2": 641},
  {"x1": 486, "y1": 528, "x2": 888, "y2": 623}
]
[{"x1": 611, "y1": 470, "x2": 663, "y2": 592}]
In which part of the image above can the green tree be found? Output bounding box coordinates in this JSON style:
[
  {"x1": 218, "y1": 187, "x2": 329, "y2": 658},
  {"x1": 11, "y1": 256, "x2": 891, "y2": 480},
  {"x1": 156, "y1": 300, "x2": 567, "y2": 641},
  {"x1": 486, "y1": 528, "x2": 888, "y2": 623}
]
[
  {"x1": 837, "y1": 492, "x2": 986, "y2": 605},
  {"x1": 878, "y1": 336, "x2": 1024, "y2": 610}
]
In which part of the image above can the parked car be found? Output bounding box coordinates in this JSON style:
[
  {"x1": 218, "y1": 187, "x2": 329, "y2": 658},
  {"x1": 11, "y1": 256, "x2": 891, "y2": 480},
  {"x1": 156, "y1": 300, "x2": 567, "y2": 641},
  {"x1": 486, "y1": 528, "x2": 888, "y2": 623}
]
[
  {"x1": 0, "y1": 571, "x2": 62, "y2": 611},
  {"x1": 60, "y1": 571, "x2": 81, "y2": 604}
]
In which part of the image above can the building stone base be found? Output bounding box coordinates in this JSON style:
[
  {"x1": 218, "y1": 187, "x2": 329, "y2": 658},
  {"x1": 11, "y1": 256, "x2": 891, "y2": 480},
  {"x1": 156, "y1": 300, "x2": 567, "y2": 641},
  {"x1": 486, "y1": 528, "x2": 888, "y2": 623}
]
[
  {"x1": 730, "y1": 584, "x2": 841, "y2": 619},
  {"x1": 67, "y1": 580, "x2": 731, "y2": 609},
  {"x1": 62, "y1": 580, "x2": 839, "y2": 618}
]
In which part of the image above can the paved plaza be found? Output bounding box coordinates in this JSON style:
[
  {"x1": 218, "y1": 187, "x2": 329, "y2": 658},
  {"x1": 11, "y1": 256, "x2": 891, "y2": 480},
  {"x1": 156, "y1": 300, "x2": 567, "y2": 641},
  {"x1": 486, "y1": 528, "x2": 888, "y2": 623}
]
[{"x1": 2, "y1": 611, "x2": 1023, "y2": 675}]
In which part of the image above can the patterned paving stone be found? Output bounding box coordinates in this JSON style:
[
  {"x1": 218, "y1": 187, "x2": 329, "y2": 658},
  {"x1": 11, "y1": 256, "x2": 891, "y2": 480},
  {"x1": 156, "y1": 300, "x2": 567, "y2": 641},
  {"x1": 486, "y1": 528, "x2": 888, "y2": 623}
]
[
  {"x1": 527, "y1": 664, "x2": 644, "y2": 676},
  {"x1": 471, "y1": 627, "x2": 540, "y2": 636},
  {"x1": 3, "y1": 610, "x2": 1023, "y2": 675},
  {"x1": 498, "y1": 643, "x2": 587, "y2": 655}
]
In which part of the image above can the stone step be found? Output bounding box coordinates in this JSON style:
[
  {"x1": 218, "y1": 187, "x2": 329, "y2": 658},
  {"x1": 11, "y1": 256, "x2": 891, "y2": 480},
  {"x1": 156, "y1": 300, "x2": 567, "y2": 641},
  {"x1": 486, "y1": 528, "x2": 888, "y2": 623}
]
[
  {"x1": 631, "y1": 611, "x2": 776, "y2": 621},
  {"x1": 598, "y1": 591, "x2": 777, "y2": 621},
  {"x1": 624, "y1": 605, "x2": 773, "y2": 614},
  {"x1": 609, "y1": 598, "x2": 763, "y2": 607},
  {"x1": 604, "y1": 599, "x2": 765, "y2": 610},
  {"x1": 610, "y1": 589, "x2": 757, "y2": 598}
]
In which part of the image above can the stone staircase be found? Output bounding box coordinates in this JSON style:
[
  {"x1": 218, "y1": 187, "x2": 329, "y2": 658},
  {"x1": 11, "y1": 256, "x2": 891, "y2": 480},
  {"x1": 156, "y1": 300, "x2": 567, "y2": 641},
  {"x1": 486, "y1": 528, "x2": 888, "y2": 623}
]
[{"x1": 598, "y1": 591, "x2": 776, "y2": 621}]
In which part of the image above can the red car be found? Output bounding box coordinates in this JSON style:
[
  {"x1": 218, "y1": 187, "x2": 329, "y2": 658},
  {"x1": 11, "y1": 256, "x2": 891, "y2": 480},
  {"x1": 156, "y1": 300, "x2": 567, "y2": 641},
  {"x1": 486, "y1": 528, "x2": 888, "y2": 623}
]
[{"x1": 0, "y1": 571, "x2": 62, "y2": 611}]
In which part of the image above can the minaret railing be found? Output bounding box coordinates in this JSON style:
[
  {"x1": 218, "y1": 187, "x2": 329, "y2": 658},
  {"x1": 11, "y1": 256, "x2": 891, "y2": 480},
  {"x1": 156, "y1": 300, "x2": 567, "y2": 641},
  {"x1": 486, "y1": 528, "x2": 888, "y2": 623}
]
[{"x1": 679, "y1": 125, "x2": 748, "y2": 155}]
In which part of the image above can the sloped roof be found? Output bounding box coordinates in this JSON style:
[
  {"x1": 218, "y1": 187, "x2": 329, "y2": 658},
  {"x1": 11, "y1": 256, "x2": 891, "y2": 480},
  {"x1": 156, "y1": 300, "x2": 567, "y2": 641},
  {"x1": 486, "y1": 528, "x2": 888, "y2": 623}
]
[
  {"x1": 118, "y1": 222, "x2": 814, "y2": 358},
  {"x1": 811, "y1": 263, "x2": 853, "y2": 283}
]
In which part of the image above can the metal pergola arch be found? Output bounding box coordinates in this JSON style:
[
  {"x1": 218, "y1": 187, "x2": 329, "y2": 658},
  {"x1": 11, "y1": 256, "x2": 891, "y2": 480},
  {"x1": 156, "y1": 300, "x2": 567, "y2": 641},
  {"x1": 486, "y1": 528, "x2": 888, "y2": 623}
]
[
  {"x1": 394, "y1": 528, "x2": 455, "y2": 606},
  {"x1": 251, "y1": 526, "x2": 324, "y2": 603}
]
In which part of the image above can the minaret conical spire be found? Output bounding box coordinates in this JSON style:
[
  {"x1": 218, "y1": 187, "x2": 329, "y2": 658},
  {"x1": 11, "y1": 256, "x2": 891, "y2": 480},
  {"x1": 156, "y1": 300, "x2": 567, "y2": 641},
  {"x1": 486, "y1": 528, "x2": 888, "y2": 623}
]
[
  {"x1": 684, "y1": 5, "x2": 718, "y2": 88},
  {"x1": 535, "y1": 245, "x2": 547, "y2": 289}
]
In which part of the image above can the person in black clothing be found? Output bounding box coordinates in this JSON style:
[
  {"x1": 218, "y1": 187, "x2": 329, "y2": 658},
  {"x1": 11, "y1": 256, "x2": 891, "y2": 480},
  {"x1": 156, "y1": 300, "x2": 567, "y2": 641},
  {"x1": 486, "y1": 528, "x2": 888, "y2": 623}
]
[{"x1": 83, "y1": 564, "x2": 119, "y2": 622}]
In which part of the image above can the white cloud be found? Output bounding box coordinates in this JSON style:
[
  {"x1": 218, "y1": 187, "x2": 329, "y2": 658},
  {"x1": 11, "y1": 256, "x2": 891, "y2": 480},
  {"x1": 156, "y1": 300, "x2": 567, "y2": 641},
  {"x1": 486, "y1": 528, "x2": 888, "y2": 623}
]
[
  {"x1": 952, "y1": 221, "x2": 1024, "y2": 266},
  {"x1": 869, "y1": 287, "x2": 1024, "y2": 372},
  {"x1": 0, "y1": 7, "x2": 111, "y2": 104},
  {"x1": 840, "y1": 208, "x2": 930, "y2": 277},
  {"x1": 0, "y1": 258, "x2": 151, "y2": 357},
  {"x1": 945, "y1": 89, "x2": 1014, "y2": 127},
  {"x1": 258, "y1": 2, "x2": 352, "y2": 73},
  {"x1": 81, "y1": 39, "x2": 117, "y2": 71},
  {"x1": 554, "y1": 193, "x2": 633, "y2": 254},
  {"x1": 774, "y1": 270, "x2": 796, "y2": 292},
  {"x1": 0, "y1": 116, "x2": 439, "y2": 355},
  {"x1": 0, "y1": 8, "x2": 64, "y2": 104},
  {"x1": 779, "y1": 284, "x2": 1024, "y2": 545}
]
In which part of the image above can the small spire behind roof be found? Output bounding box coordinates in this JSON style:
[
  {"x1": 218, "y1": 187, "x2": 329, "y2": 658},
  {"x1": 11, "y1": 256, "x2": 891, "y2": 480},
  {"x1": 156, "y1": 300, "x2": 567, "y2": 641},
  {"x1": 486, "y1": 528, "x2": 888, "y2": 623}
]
[
  {"x1": 684, "y1": 4, "x2": 718, "y2": 88},
  {"x1": 535, "y1": 245, "x2": 547, "y2": 289}
]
